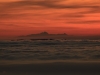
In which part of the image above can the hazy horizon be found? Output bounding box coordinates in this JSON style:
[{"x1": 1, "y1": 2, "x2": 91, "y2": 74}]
[{"x1": 0, "y1": 31, "x2": 100, "y2": 40}]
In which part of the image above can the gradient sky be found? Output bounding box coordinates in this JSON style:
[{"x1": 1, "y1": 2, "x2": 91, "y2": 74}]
[{"x1": 0, "y1": 0, "x2": 100, "y2": 38}]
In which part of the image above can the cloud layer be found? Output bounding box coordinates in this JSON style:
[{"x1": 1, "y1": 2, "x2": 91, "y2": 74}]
[{"x1": 0, "y1": 0, "x2": 100, "y2": 36}]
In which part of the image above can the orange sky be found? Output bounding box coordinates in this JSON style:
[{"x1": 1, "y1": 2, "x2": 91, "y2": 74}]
[{"x1": 0, "y1": 0, "x2": 100, "y2": 38}]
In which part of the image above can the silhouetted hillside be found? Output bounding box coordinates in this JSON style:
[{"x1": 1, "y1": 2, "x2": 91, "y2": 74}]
[
  {"x1": 19, "y1": 32, "x2": 68, "y2": 40},
  {"x1": 18, "y1": 32, "x2": 100, "y2": 40}
]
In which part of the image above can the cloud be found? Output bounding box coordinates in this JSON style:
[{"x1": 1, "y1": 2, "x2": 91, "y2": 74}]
[
  {"x1": 68, "y1": 20, "x2": 100, "y2": 24},
  {"x1": 0, "y1": 0, "x2": 100, "y2": 25},
  {"x1": 0, "y1": 0, "x2": 100, "y2": 10},
  {"x1": 0, "y1": 13, "x2": 24, "y2": 19},
  {"x1": 60, "y1": 14, "x2": 85, "y2": 18},
  {"x1": 0, "y1": 0, "x2": 100, "y2": 15}
]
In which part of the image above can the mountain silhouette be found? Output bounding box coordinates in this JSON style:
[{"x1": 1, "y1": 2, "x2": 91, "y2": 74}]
[
  {"x1": 26, "y1": 32, "x2": 67, "y2": 36},
  {"x1": 39, "y1": 32, "x2": 49, "y2": 35},
  {"x1": 19, "y1": 32, "x2": 68, "y2": 40}
]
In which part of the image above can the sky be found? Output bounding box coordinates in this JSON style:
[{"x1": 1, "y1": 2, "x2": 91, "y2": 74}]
[{"x1": 0, "y1": 0, "x2": 100, "y2": 38}]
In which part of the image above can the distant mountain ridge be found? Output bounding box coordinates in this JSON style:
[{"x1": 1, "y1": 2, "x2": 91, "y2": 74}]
[
  {"x1": 26, "y1": 31, "x2": 67, "y2": 36},
  {"x1": 18, "y1": 32, "x2": 100, "y2": 40},
  {"x1": 19, "y1": 32, "x2": 68, "y2": 40}
]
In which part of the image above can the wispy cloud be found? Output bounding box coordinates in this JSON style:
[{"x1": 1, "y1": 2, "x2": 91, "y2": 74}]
[
  {"x1": 68, "y1": 20, "x2": 100, "y2": 24},
  {"x1": 0, "y1": 0, "x2": 100, "y2": 27},
  {"x1": 1, "y1": 0, "x2": 100, "y2": 9}
]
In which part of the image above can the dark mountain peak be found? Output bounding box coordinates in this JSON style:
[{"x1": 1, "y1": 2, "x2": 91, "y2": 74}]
[
  {"x1": 39, "y1": 31, "x2": 49, "y2": 35},
  {"x1": 19, "y1": 31, "x2": 68, "y2": 38}
]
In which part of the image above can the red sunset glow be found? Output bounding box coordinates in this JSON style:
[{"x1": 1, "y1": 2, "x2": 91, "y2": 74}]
[{"x1": 0, "y1": 0, "x2": 100, "y2": 39}]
